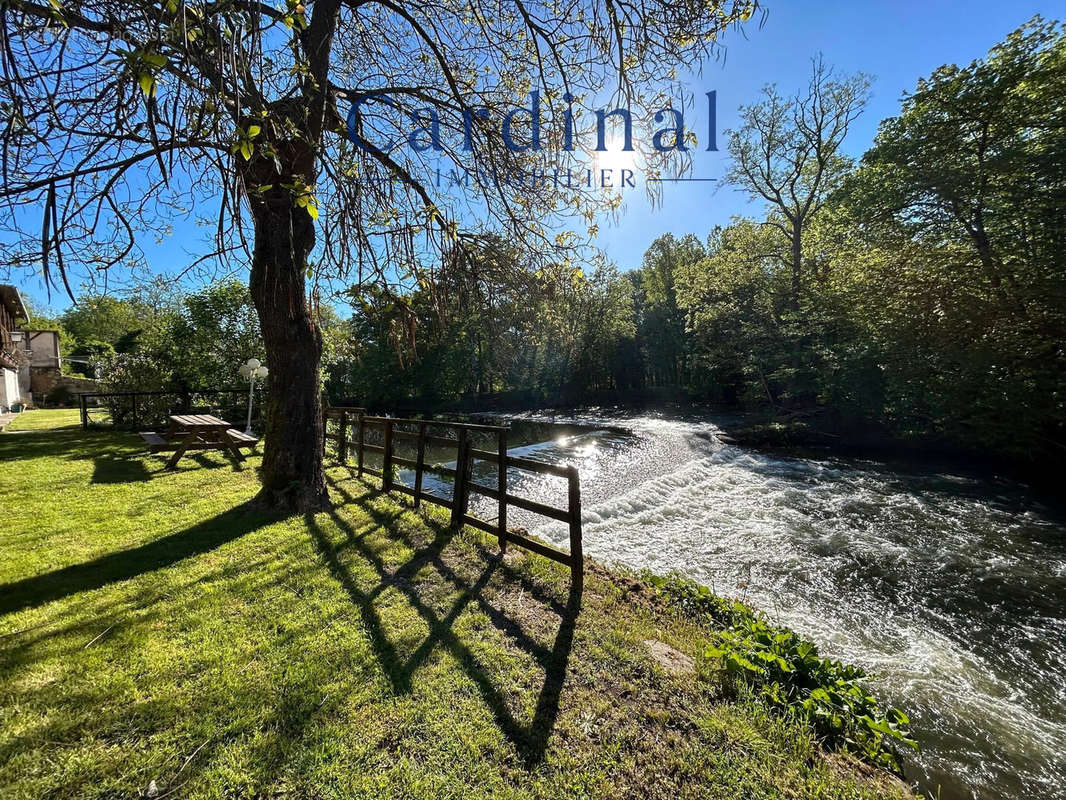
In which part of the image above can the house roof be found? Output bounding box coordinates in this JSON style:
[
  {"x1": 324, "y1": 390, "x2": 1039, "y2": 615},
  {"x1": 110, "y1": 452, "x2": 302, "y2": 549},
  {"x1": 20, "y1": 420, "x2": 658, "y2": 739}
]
[{"x1": 0, "y1": 285, "x2": 29, "y2": 322}]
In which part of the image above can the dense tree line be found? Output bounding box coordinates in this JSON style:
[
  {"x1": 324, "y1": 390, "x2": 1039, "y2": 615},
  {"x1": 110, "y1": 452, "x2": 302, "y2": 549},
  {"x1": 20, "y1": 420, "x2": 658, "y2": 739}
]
[
  {"x1": 29, "y1": 280, "x2": 264, "y2": 393},
  {"x1": 329, "y1": 237, "x2": 640, "y2": 408},
  {"x1": 679, "y1": 17, "x2": 1065, "y2": 464},
  {"x1": 33, "y1": 281, "x2": 349, "y2": 398},
  {"x1": 338, "y1": 18, "x2": 1066, "y2": 466}
]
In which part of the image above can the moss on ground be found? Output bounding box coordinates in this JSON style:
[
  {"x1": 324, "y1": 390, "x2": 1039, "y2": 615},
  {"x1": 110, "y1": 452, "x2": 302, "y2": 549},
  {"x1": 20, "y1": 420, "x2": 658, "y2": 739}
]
[{"x1": 0, "y1": 409, "x2": 915, "y2": 799}]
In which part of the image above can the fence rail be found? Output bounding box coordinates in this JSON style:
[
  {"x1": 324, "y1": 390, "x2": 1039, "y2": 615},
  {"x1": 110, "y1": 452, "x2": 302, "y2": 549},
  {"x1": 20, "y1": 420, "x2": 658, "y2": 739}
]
[
  {"x1": 79, "y1": 389, "x2": 260, "y2": 431},
  {"x1": 323, "y1": 407, "x2": 583, "y2": 586}
]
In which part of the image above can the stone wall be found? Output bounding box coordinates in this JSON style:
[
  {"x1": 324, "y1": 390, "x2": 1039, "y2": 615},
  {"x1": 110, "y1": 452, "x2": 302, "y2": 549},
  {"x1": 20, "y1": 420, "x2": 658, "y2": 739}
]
[{"x1": 28, "y1": 368, "x2": 100, "y2": 406}]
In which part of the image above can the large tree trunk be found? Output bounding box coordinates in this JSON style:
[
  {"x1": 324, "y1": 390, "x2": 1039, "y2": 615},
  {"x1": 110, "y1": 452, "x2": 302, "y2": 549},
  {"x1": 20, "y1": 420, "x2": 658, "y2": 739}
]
[{"x1": 247, "y1": 184, "x2": 330, "y2": 513}]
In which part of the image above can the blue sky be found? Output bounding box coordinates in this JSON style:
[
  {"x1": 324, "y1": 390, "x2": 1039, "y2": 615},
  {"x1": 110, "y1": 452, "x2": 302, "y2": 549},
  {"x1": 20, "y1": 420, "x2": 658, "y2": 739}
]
[
  {"x1": 595, "y1": 0, "x2": 1058, "y2": 270},
  {"x1": 13, "y1": 0, "x2": 1060, "y2": 312}
]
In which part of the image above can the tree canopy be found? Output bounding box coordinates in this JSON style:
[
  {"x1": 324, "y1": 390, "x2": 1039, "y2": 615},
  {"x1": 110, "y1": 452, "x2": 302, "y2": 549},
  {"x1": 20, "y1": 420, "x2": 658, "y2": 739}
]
[
  {"x1": 1, "y1": 0, "x2": 756, "y2": 509},
  {"x1": 334, "y1": 17, "x2": 1066, "y2": 469}
]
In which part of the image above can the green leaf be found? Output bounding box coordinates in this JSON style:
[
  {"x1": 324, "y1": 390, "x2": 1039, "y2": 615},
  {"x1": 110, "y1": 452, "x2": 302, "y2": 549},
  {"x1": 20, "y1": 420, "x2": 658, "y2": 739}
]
[
  {"x1": 888, "y1": 708, "x2": 909, "y2": 725},
  {"x1": 138, "y1": 74, "x2": 156, "y2": 98}
]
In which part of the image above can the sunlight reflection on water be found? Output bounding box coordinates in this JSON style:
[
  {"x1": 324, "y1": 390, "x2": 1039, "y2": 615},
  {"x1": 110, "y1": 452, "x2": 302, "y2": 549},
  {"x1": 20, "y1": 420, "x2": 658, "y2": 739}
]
[{"x1": 440, "y1": 409, "x2": 1066, "y2": 800}]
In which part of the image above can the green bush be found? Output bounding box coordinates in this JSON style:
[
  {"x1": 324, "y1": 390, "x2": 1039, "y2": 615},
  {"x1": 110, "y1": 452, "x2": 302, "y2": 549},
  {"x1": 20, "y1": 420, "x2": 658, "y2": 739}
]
[
  {"x1": 97, "y1": 351, "x2": 176, "y2": 428},
  {"x1": 647, "y1": 573, "x2": 917, "y2": 773}
]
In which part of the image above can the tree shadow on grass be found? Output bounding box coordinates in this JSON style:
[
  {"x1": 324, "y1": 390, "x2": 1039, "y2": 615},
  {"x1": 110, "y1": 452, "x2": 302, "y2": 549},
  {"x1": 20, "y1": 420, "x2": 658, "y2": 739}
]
[
  {"x1": 0, "y1": 501, "x2": 273, "y2": 618},
  {"x1": 307, "y1": 476, "x2": 581, "y2": 766},
  {"x1": 91, "y1": 456, "x2": 152, "y2": 484},
  {"x1": 2, "y1": 428, "x2": 249, "y2": 476},
  {"x1": 0, "y1": 535, "x2": 328, "y2": 796},
  {"x1": 144, "y1": 451, "x2": 248, "y2": 473},
  {"x1": 0, "y1": 428, "x2": 136, "y2": 463}
]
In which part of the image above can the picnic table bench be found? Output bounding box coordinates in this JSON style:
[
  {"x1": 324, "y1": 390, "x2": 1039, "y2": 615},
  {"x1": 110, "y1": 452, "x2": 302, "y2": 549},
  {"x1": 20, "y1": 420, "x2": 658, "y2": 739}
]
[{"x1": 139, "y1": 414, "x2": 258, "y2": 469}]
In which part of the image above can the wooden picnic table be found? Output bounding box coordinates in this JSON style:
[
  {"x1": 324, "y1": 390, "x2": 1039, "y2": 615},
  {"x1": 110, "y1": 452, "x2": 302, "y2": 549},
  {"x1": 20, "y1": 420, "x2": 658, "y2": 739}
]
[{"x1": 138, "y1": 414, "x2": 258, "y2": 469}]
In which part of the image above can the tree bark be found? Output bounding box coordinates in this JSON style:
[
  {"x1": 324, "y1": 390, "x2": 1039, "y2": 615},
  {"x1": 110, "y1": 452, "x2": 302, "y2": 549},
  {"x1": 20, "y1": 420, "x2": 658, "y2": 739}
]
[
  {"x1": 247, "y1": 181, "x2": 330, "y2": 513},
  {"x1": 790, "y1": 226, "x2": 803, "y2": 310}
]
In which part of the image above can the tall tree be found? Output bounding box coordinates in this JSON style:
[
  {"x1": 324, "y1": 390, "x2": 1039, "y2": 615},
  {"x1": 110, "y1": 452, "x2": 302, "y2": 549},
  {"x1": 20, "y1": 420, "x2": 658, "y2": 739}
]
[
  {"x1": 725, "y1": 58, "x2": 869, "y2": 307},
  {"x1": 636, "y1": 232, "x2": 703, "y2": 386},
  {"x1": 60, "y1": 284, "x2": 181, "y2": 353},
  {"x1": 1, "y1": 0, "x2": 755, "y2": 510},
  {"x1": 849, "y1": 16, "x2": 1066, "y2": 329},
  {"x1": 832, "y1": 16, "x2": 1066, "y2": 459},
  {"x1": 170, "y1": 280, "x2": 263, "y2": 388},
  {"x1": 675, "y1": 219, "x2": 790, "y2": 405}
]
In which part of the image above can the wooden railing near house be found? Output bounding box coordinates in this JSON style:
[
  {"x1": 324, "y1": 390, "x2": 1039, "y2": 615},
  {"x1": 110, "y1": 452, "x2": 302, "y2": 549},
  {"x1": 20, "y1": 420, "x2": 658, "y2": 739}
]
[
  {"x1": 323, "y1": 407, "x2": 583, "y2": 587},
  {"x1": 0, "y1": 301, "x2": 19, "y2": 370}
]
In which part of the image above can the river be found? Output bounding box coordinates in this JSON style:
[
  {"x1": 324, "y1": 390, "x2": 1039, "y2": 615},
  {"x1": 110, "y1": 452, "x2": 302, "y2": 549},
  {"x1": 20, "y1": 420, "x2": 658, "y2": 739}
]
[{"x1": 390, "y1": 409, "x2": 1066, "y2": 800}]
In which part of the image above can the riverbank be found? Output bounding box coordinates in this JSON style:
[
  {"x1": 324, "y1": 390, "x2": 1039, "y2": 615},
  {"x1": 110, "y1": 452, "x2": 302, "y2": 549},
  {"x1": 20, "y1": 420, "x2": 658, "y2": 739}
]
[
  {"x1": 713, "y1": 408, "x2": 1066, "y2": 506},
  {"x1": 336, "y1": 404, "x2": 1065, "y2": 798},
  {"x1": 436, "y1": 392, "x2": 1063, "y2": 502},
  {"x1": 1, "y1": 410, "x2": 916, "y2": 799}
]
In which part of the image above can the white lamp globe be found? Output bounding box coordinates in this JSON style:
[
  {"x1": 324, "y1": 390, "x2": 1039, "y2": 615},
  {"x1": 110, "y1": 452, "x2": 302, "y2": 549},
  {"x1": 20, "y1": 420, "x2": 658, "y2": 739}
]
[
  {"x1": 247, "y1": 358, "x2": 261, "y2": 370},
  {"x1": 239, "y1": 364, "x2": 252, "y2": 379},
  {"x1": 257, "y1": 366, "x2": 269, "y2": 378}
]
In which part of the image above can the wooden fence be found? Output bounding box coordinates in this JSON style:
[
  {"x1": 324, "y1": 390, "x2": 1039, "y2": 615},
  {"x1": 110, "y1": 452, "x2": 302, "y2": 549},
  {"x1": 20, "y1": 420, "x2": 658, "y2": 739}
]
[
  {"x1": 79, "y1": 388, "x2": 261, "y2": 430},
  {"x1": 323, "y1": 407, "x2": 583, "y2": 586}
]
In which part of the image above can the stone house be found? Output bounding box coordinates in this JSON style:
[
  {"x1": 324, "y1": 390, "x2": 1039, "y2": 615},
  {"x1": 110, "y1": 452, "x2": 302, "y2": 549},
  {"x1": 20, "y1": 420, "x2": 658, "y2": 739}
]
[
  {"x1": 16, "y1": 329, "x2": 62, "y2": 399},
  {"x1": 1, "y1": 285, "x2": 30, "y2": 411},
  {"x1": 1, "y1": 284, "x2": 98, "y2": 410}
]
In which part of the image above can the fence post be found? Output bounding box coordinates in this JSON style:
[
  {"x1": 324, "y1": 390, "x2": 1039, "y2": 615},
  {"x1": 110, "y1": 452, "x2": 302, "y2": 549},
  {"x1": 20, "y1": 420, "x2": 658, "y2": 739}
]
[
  {"x1": 413, "y1": 422, "x2": 427, "y2": 508},
  {"x1": 338, "y1": 410, "x2": 348, "y2": 464},
  {"x1": 322, "y1": 407, "x2": 329, "y2": 458},
  {"x1": 497, "y1": 429, "x2": 508, "y2": 550},
  {"x1": 131, "y1": 395, "x2": 139, "y2": 431},
  {"x1": 461, "y1": 434, "x2": 474, "y2": 521},
  {"x1": 568, "y1": 465, "x2": 583, "y2": 588},
  {"x1": 450, "y1": 428, "x2": 469, "y2": 528},
  {"x1": 357, "y1": 414, "x2": 365, "y2": 477},
  {"x1": 80, "y1": 393, "x2": 88, "y2": 430},
  {"x1": 382, "y1": 419, "x2": 394, "y2": 491}
]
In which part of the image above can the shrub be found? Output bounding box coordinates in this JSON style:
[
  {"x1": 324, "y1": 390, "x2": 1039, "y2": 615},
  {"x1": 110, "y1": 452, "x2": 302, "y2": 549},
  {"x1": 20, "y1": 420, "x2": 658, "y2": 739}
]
[
  {"x1": 97, "y1": 351, "x2": 176, "y2": 428},
  {"x1": 646, "y1": 573, "x2": 917, "y2": 773}
]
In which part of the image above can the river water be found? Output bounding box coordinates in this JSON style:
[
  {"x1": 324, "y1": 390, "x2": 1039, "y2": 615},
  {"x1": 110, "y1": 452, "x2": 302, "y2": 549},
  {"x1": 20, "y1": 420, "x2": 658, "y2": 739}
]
[{"x1": 396, "y1": 409, "x2": 1066, "y2": 800}]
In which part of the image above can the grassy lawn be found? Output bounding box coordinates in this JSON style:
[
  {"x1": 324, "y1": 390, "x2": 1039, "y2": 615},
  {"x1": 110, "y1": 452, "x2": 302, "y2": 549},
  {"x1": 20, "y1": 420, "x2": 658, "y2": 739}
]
[
  {"x1": 0, "y1": 409, "x2": 912, "y2": 799},
  {"x1": 3, "y1": 407, "x2": 83, "y2": 431}
]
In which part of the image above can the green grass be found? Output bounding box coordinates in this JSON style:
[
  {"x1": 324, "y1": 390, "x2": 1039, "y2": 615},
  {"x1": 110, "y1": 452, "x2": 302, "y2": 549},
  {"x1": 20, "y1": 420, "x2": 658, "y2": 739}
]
[
  {"x1": 0, "y1": 409, "x2": 914, "y2": 799},
  {"x1": 3, "y1": 407, "x2": 82, "y2": 431}
]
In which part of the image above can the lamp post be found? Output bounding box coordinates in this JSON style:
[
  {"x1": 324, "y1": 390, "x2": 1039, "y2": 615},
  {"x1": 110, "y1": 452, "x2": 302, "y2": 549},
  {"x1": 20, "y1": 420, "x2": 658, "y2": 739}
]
[{"x1": 239, "y1": 358, "x2": 269, "y2": 435}]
